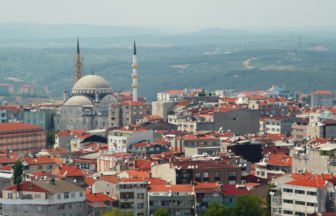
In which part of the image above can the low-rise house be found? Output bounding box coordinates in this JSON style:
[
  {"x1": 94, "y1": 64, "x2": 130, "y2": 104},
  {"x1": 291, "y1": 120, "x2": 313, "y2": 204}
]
[
  {"x1": 21, "y1": 156, "x2": 56, "y2": 175},
  {"x1": 75, "y1": 152, "x2": 101, "y2": 176},
  {"x1": 117, "y1": 170, "x2": 149, "y2": 179},
  {"x1": 128, "y1": 141, "x2": 170, "y2": 159},
  {"x1": 148, "y1": 184, "x2": 195, "y2": 216},
  {"x1": 55, "y1": 130, "x2": 87, "y2": 150},
  {"x1": 255, "y1": 156, "x2": 292, "y2": 178},
  {"x1": 86, "y1": 193, "x2": 117, "y2": 216},
  {"x1": 222, "y1": 184, "x2": 250, "y2": 207},
  {"x1": 52, "y1": 165, "x2": 85, "y2": 187},
  {"x1": 97, "y1": 152, "x2": 132, "y2": 172},
  {"x1": 46, "y1": 147, "x2": 70, "y2": 158},
  {"x1": 0, "y1": 178, "x2": 87, "y2": 216},
  {"x1": 194, "y1": 182, "x2": 223, "y2": 214}
]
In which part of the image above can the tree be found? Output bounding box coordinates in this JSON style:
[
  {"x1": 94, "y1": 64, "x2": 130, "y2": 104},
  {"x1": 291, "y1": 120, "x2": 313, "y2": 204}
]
[
  {"x1": 154, "y1": 208, "x2": 171, "y2": 216},
  {"x1": 46, "y1": 130, "x2": 59, "y2": 149},
  {"x1": 102, "y1": 208, "x2": 133, "y2": 216},
  {"x1": 203, "y1": 201, "x2": 231, "y2": 216},
  {"x1": 13, "y1": 160, "x2": 23, "y2": 185},
  {"x1": 265, "y1": 184, "x2": 276, "y2": 216},
  {"x1": 231, "y1": 194, "x2": 263, "y2": 216}
]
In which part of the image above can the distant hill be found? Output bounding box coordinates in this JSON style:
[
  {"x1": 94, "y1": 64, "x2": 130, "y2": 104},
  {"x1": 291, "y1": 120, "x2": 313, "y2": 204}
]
[
  {"x1": 183, "y1": 28, "x2": 257, "y2": 36},
  {"x1": 0, "y1": 23, "x2": 166, "y2": 40}
]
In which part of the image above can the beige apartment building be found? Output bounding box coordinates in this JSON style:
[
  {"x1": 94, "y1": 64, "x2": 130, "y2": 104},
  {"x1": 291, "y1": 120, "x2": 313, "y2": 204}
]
[
  {"x1": 18, "y1": 84, "x2": 38, "y2": 94},
  {"x1": 108, "y1": 101, "x2": 152, "y2": 127}
]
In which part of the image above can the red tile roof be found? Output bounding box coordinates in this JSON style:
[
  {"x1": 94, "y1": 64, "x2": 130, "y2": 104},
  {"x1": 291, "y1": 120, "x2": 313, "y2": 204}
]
[
  {"x1": 115, "y1": 128, "x2": 149, "y2": 132},
  {"x1": 85, "y1": 177, "x2": 96, "y2": 186},
  {"x1": 56, "y1": 130, "x2": 87, "y2": 136},
  {"x1": 103, "y1": 175, "x2": 145, "y2": 184},
  {"x1": 222, "y1": 185, "x2": 250, "y2": 196},
  {"x1": 262, "y1": 134, "x2": 287, "y2": 141},
  {"x1": 53, "y1": 165, "x2": 84, "y2": 177},
  {"x1": 162, "y1": 90, "x2": 184, "y2": 94},
  {"x1": 47, "y1": 147, "x2": 70, "y2": 154},
  {"x1": 86, "y1": 193, "x2": 117, "y2": 202},
  {"x1": 51, "y1": 158, "x2": 66, "y2": 165},
  {"x1": 285, "y1": 175, "x2": 329, "y2": 188},
  {"x1": 182, "y1": 134, "x2": 217, "y2": 141},
  {"x1": 266, "y1": 97, "x2": 287, "y2": 103},
  {"x1": 23, "y1": 156, "x2": 56, "y2": 164},
  {"x1": 194, "y1": 182, "x2": 221, "y2": 189},
  {"x1": 0, "y1": 165, "x2": 12, "y2": 171},
  {"x1": 4, "y1": 182, "x2": 50, "y2": 193},
  {"x1": 311, "y1": 90, "x2": 332, "y2": 95},
  {"x1": 30, "y1": 171, "x2": 52, "y2": 177},
  {"x1": 111, "y1": 101, "x2": 150, "y2": 106},
  {"x1": 148, "y1": 184, "x2": 193, "y2": 192},
  {"x1": 266, "y1": 157, "x2": 292, "y2": 166},
  {"x1": 145, "y1": 178, "x2": 168, "y2": 185},
  {"x1": 121, "y1": 170, "x2": 149, "y2": 178},
  {"x1": 133, "y1": 159, "x2": 157, "y2": 170},
  {"x1": 220, "y1": 98, "x2": 238, "y2": 103},
  {"x1": 268, "y1": 153, "x2": 291, "y2": 160},
  {"x1": 77, "y1": 134, "x2": 94, "y2": 139},
  {"x1": 172, "y1": 161, "x2": 235, "y2": 169},
  {"x1": 102, "y1": 152, "x2": 132, "y2": 158},
  {"x1": 0, "y1": 122, "x2": 44, "y2": 133},
  {"x1": 144, "y1": 115, "x2": 163, "y2": 120}
]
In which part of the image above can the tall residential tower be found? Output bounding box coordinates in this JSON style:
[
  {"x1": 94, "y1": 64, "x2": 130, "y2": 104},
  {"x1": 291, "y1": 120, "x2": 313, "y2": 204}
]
[
  {"x1": 132, "y1": 41, "x2": 138, "y2": 101},
  {"x1": 74, "y1": 37, "x2": 84, "y2": 85}
]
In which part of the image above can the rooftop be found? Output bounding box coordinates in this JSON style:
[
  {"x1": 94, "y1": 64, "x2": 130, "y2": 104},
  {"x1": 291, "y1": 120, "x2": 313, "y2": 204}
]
[
  {"x1": 311, "y1": 90, "x2": 332, "y2": 95},
  {"x1": 148, "y1": 184, "x2": 193, "y2": 192},
  {"x1": 0, "y1": 122, "x2": 44, "y2": 133},
  {"x1": 22, "y1": 156, "x2": 56, "y2": 165}
]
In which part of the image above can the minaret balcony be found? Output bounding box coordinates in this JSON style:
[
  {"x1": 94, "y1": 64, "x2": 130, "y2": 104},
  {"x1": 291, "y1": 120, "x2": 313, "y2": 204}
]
[
  {"x1": 132, "y1": 84, "x2": 138, "y2": 88},
  {"x1": 132, "y1": 74, "x2": 138, "y2": 78},
  {"x1": 132, "y1": 64, "x2": 138, "y2": 68}
]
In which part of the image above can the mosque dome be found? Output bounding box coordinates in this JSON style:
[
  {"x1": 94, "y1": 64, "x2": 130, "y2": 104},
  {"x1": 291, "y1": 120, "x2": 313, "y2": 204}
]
[
  {"x1": 73, "y1": 75, "x2": 111, "y2": 89},
  {"x1": 64, "y1": 95, "x2": 94, "y2": 106}
]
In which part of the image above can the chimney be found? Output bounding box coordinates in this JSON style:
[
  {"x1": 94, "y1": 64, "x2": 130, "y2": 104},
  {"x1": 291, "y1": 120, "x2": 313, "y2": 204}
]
[
  {"x1": 190, "y1": 180, "x2": 193, "y2": 187},
  {"x1": 50, "y1": 178, "x2": 55, "y2": 185},
  {"x1": 149, "y1": 172, "x2": 152, "y2": 178},
  {"x1": 321, "y1": 173, "x2": 324, "y2": 179}
]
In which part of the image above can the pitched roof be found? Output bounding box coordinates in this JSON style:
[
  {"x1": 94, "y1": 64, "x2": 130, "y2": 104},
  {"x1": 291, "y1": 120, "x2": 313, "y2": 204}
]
[
  {"x1": 30, "y1": 171, "x2": 53, "y2": 177},
  {"x1": 266, "y1": 157, "x2": 292, "y2": 166},
  {"x1": 266, "y1": 97, "x2": 287, "y2": 103},
  {"x1": 263, "y1": 134, "x2": 287, "y2": 141},
  {"x1": 86, "y1": 193, "x2": 117, "y2": 202},
  {"x1": 101, "y1": 152, "x2": 132, "y2": 158},
  {"x1": 53, "y1": 165, "x2": 84, "y2": 177},
  {"x1": 121, "y1": 170, "x2": 149, "y2": 178},
  {"x1": 182, "y1": 134, "x2": 217, "y2": 141},
  {"x1": 134, "y1": 159, "x2": 157, "y2": 169},
  {"x1": 23, "y1": 156, "x2": 56, "y2": 165},
  {"x1": 111, "y1": 101, "x2": 150, "y2": 106},
  {"x1": 144, "y1": 115, "x2": 163, "y2": 120},
  {"x1": 145, "y1": 178, "x2": 168, "y2": 185},
  {"x1": 148, "y1": 184, "x2": 193, "y2": 192},
  {"x1": 56, "y1": 130, "x2": 87, "y2": 136},
  {"x1": 0, "y1": 165, "x2": 12, "y2": 171},
  {"x1": 85, "y1": 177, "x2": 96, "y2": 186},
  {"x1": 77, "y1": 134, "x2": 94, "y2": 139},
  {"x1": 222, "y1": 185, "x2": 250, "y2": 196},
  {"x1": 0, "y1": 122, "x2": 44, "y2": 132},
  {"x1": 4, "y1": 181, "x2": 50, "y2": 193},
  {"x1": 311, "y1": 90, "x2": 332, "y2": 95},
  {"x1": 47, "y1": 147, "x2": 70, "y2": 154},
  {"x1": 51, "y1": 158, "x2": 66, "y2": 165},
  {"x1": 102, "y1": 176, "x2": 145, "y2": 184},
  {"x1": 285, "y1": 175, "x2": 329, "y2": 188}
]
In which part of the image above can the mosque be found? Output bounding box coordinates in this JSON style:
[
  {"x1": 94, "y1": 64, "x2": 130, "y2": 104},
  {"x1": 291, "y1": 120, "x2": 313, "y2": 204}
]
[{"x1": 53, "y1": 39, "x2": 139, "y2": 131}]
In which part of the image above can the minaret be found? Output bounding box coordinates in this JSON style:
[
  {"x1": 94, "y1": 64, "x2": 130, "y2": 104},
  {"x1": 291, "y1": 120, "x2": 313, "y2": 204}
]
[
  {"x1": 63, "y1": 88, "x2": 68, "y2": 102},
  {"x1": 118, "y1": 87, "x2": 121, "y2": 101},
  {"x1": 132, "y1": 40, "x2": 138, "y2": 101},
  {"x1": 74, "y1": 37, "x2": 84, "y2": 85}
]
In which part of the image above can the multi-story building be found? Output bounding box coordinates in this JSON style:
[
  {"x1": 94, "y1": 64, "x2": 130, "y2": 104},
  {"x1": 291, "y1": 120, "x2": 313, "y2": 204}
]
[
  {"x1": 108, "y1": 101, "x2": 152, "y2": 127},
  {"x1": 268, "y1": 86, "x2": 300, "y2": 99},
  {"x1": 128, "y1": 142, "x2": 170, "y2": 159},
  {"x1": 55, "y1": 130, "x2": 87, "y2": 149},
  {"x1": 0, "y1": 178, "x2": 87, "y2": 216},
  {"x1": 311, "y1": 90, "x2": 333, "y2": 108},
  {"x1": 23, "y1": 109, "x2": 57, "y2": 131},
  {"x1": 171, "y1": 134, "x2": 220, "y2": 157},
  {"x1": 93, "y1": 176, "x2": 149, "y2": 216},
  {"x1": 0, "y1": 84, "x2": 14, "y2": 94},
  {"x1": 0, "y1": 122, "x2": 47, "y2": 155},
  {"x1": 52, "y1": 165, "x2": 85, "y2": 188},
  {"x1": 0, "y1": 107, "x2": 24, "y2": 123},
  {"x1": 291, "y1": 119, "x2": 309, "y2": 141},
  {"x1": 306, "y1": 119, "x2": 336, "y2": 139},
  {"x1": 70, "y1": 134, "x2": 106, "y2": 152},
  {"x1": 97, "y1": 152, "x2": 132, "y2": 172},
  {"x1": 148, "y1": 184, "x2": 195, "y2": 216},
  {"x1": 21, "y1": 156, "x2": 57, "y2": 175},
  {"x1": 18, "y1": 84, "x2": 38, "y2": 94},
  {"x1": 74, "y1": 152, "x2": 100, "y2": 176},
  {"x1": 86, "y1": 193, "x2": 117, "y2": 216},
  {"x1": 157, "y1": 90, "x2": 185, "y2": 102},
  {"x1": 108, "y1": 128, "x2": 153, "y2": 153},
  {"x1": 46, "y1": 147, "x2": 70, "y2": 158},
  {"x1": 151, "y1": 160, "x2": 244, "y2": 185},
  {"x1": 249, "y1": 100, "x2": 288, "y2": 117},
  {"x1": 260, "y1": 116, "x2": 297, "y2": 135},
  {"x1": 255, "y1": 156, "x2": 292, "y2": 178},
  {"x1": 152, "y1": 101, "x2": 177, "y2": 122}
]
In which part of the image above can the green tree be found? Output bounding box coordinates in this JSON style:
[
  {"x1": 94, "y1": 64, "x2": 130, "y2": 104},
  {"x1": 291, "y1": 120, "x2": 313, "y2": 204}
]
[
  {"x1": 46, "y1": 130, "x2": 59, "y2": 149},
  {"x1": 203, "y1": 201, "x2": 231, "y2": 216},
  {"x1": 102, "y1": 208, "x2": 133, "y2": 216},
  {"x1": 231, "y1": 194, "x2": 263, "y2": 216},
  {"x1": 13, "y1": 160, "x2": 23, "y2": 185},
  {"x1": 265, "y1": 184, "x2": 276, "y2": 216},
  {"x1": 154, "y1": 208, "x2": 171, "y2": 216}
]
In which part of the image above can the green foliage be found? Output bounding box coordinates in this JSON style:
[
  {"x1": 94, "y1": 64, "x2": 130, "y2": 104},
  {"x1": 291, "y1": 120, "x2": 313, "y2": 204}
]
[
  {"x1": 265, "y1": 184, "x2": 276, "y2": 216},
  {"x1": 230, "y1": 194, "x2": 263, "y2": 216},
  {"x1": 13, "y1": 160, "x2": 23, "y2": 185},
  {"x1": 19, "y1": 93, "x2": 50, "y2": 99},
  {"x1": 153, "y1": 208, "x2": 171, "y2": 216},
  {"x1": 203, "y1": 201, "x2": 231, "y2": 216},
  {"x1": 102, "y1": 208, "x2": 133, "y2": 216},
  {"x1": 46, "y1": 130, "x2": 59, "y2": 149}
]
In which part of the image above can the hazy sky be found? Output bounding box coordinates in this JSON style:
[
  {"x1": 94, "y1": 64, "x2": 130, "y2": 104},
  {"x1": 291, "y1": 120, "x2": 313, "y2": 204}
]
[{"x1": 1, "y1": 0, "x2": 336, "y2": 29}]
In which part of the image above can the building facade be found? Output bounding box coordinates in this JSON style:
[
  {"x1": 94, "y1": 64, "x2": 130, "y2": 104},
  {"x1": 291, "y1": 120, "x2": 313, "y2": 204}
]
[{"x1": 311, "y1": 91, "x2": 333, "y2": 108}]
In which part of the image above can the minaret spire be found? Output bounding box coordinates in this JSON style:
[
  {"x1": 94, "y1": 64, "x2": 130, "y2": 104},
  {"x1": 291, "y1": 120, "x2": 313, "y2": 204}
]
[
  {"x1": 132, "y1": 40, "x2": 138, "y2": 102},
  {"x1": 74, "y1": 37, "x2": 84, "y2": 85},
  {"x1": 92, "y1": 67, "x2": 93, "y2": 75}
]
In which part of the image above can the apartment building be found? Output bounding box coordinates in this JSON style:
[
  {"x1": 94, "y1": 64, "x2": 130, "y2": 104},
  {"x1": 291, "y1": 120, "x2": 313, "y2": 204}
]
[
  {"x1": 151, "y1": 160, "x2": 244, "y2": 185},
  {"x1": 55, "y1": 130, "x2": 87, "y2": 149},
  {"x1": 249, "y1": 99, "x2": 288, "y2": 117},
  {"x1": 23, "y1": 109, "x2": 57, "y2": 131},
  {"x1": 108, "y1": 128, "x2": 153, "y2": 153},
  {"x1": 18, "y1": 84, "x2": 38, "y2": 94},
  {"x1": 86, "y1": 193, "x2": 117, "y2": 216},
  {"x1": 0, "y1": 84, "x2": 14, "y2": 94},
  {"x1": 157, "y1": 90, "x2": 185, "y2": 102},
  {"x1": 108, "y1": 101, "x2": 152, "y2": 127},
  {"x1": 0, "y1": 178, "x2": 87, "y2": 216},
  {"x1": 255, "y1": 156, "x2": 292, "y2": 178},
  {"x1": 260, "y1": 116, "x2": 297, "y2": 135},
  {"x1": 128, "y1": 142, "x2": 170, "y2": 159},
  {"x1": 311, "y1": 91, "x2": 333, "y2": 108},
  {"x1": 21, "y1": 156, "x2": 57, "y2": 175},
  {"x1": 0, "y1": 122, "x2": 47, "y2": 155},
  {"x1": 292, "y1": 119, "x2": 309, "y2": 141},
  {"x1": 97, "y1": 152, "x2": 132, "y2": 172},
  {"x1": 93, "y1": 177, "x2": 149, "y2": 216},
  {"x1": 148, "y1": 184, "x2": 195, "y2": 216},
  {"x1": 0, "y1": 107, "x2": 24, "y2": 123},
  {"x1": 74, "y1": 152, "x2": 100, "y2": 176}
]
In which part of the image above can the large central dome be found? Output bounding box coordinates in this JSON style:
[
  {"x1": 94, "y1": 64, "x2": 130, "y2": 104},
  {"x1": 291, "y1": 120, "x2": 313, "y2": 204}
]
[{"x1": 73, "y1": 75, "x2": 111, "y2": 89}]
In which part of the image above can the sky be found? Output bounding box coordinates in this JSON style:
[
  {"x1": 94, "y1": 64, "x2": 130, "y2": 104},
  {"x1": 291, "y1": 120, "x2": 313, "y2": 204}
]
[{"x1": 1, "y1": 0, "x2": 336, "y2": 30}]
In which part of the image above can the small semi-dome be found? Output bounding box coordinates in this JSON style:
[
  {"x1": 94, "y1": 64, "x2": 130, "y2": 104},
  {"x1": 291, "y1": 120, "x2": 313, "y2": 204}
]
[
  {"x1": 64, "y1": 96, "x2": 94, "y2": 106},
  {"x1": 73, "y1": 75, "x2": 111, "y2": 89}
]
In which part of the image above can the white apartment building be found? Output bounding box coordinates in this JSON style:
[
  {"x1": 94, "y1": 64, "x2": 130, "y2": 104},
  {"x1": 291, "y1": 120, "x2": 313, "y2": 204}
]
[
  {"x1": 108, "y1": 128, "x2": 153, "y2": 153},
  {"x1": 311, "y1": 91, "x2": 333, "y2": 108}
]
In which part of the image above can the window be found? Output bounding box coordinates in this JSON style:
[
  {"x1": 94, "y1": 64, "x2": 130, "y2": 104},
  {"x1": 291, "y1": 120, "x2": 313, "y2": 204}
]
[
  {"x1": 36, "y1": 206, "x2": 42, "y2": 212},
  {"x1": 35, "y1": 194, "x2": 41, "y2": 199},
  {"x1": 307, "y1": 191, "x2": 317, "y2": 196},
  {"x1": 71, "y1": 193, "x2": 75, "y2": 198},
  {"x1": 215, "y1": 172, "x2": 220, "y2": 177},
  {"x1": 50, "y1": 206, "x2": 54, "y2": 212},
  {"x1": 195, "y1": 173, "x2": 201, "y2": 178},
  {"x1": 77, "y1": 202, "x2": 82, "y2": 209},
  {"x1": 24, "y1": 205, "x2": 29, "y2": 212},
  {"x1": 213, "y1": 193, "x2": 219, "y2": 197},
  {"x1": 295, "y1": 212, "x2": 305, "y2": 216},
  {"x1": 283, "y1": 188, "x2": 293, "y2": 193},
  {"x1": 13, "y1": 205, "x2": 18, "y2": 211},
  {"x1": 330, "y1": 203, "x2": 335, "y2": 208},
  {"x1": 4, "y1": 204, "x2": 8, "y2": 210},
  {"x1": 57, "y1": 194, "x2": 61, "y2": 199},
  {"x1": 64, "y1": 192, "x2": 69, "y2": 199},
  {"x1": 67, "y1": 204, "x2": 72, "y2": 209},
  {"x1": 229, "y1": 180, "x2": 236, "y2": 185},
  {"x1": 284, "y1": 210, "x2": 293, "y2": 214},
  {"x1": 233, "y1": 118, "x2": 236, "y2": 121},
  {"x1": 137, "y1": 193, "x2": 144, "y2": 198},
  {"x1": 229, "y1": 171, "x2": 236, "y2": 176},
  {"x1": 283, "y1": 199, "x2": 293, "y2": 204},
  {"x1": 203, "y1": 172, "x2": 209, "y2": 178},
  {"x1": 137, "y1": 203, "x2": 144, "y2": 209},
  {"x1": 93, "y1": 202, "x2": 98, "y2": 207},
  {"x1": 295, "y1": 190, "x2": 305, "y2": 194},
  {"x1": 307, "y1": 202, "x2": 316, "y2": 207},
  {"x1": 295, "y1": 201, "x2": 305, "y2": 205},
  {"x1": 272, "y1": 198, "x2": 278, "y2": 205},
  {"x1": 228, "y1": 197, "x2": 233, "y2": 203},
  {"x1": 37, "y1": 165, "x2": 42, "y2": 170},
  {"x1": 77, "y1": 214, "x2": 81, "y2": 216},
  {"x1": 273, "y1": 208, "x2": 277, "y2": 214},
  {"x1": 80, "y1": 192, "x2": 83, "y2": 197},
  {"x1": 279, "y1": 208, "x2": 282, "y2": 214}
]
